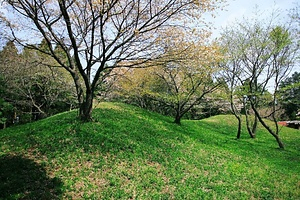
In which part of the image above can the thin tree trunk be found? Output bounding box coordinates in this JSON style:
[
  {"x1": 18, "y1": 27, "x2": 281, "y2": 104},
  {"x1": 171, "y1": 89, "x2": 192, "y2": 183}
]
[
  {"x1": 251, "y1": 102, "x2": 284, "y2": 149},
  {"x1": 245, "y1": 106, "x2": 255, "y2": 138},
  {"x1": 236, "y1": 116, "x2": 242, "y2": 139},
  {"x1": 252, "y1": 115, "x2": 258, "y2": 137},
  {"x1": 230, "y1": 93, "x2": 242, "y2": 139}
]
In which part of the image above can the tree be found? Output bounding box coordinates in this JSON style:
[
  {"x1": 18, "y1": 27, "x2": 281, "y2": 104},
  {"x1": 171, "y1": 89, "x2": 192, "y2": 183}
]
[
  {"x1": 279, "y1": 72, "x2": 300, "y2": 120},
  {"x1": 0, "y1": 40, "x2": 77, "y2": 125},
  {"x1": 0, "y1": 41, "x2": 20, "y2": 126},
  {"x1": 116, "y1": 38, "x2": 223, "y2": 124},
  {"x1": 112, "y1": 67, "x2": 162, "y2": 110},
  {"x1": 219, "y1": 36, "x2": 244, "y2": 139},
  {"x1": 219, "y1": 29, "x2": 260, "y2": 139},
  {"x1": 20, "y1": 44, "x2": 77, "y2": 120},
  {"x1": 0, "y1": 75, "x2": 14, "y2": 129},
  {"x1": 278, "y1": 4, "x2": 300, "y2": 120},
  {"x1": 1, "y1": 0, "x2": 223, "y2": 121},
  {"x1": 153, "y1": 51, "x2": 222, "y2": 124},
  {"x1": 219, "y1": 12, "x2": 298, "y2": 149}
]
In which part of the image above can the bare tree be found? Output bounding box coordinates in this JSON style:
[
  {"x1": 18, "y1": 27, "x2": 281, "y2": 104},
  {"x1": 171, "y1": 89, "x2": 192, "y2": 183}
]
[
  {"x1": 1, "y1": 0, "x2": 222, "y2": 121},
  {"x1": 220, "y1": 49, "x2": 243, "y2": 139}
]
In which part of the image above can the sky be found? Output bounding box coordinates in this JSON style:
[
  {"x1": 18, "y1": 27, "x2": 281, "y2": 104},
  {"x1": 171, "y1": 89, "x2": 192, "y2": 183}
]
[
  {"x1": 206, "y1": 0, "x2": 299, "y2": 91},
  {"x1": 1, "y1": 0, "x2": 297, "y2": 39},
  {"x1": 208, "y1": 0, "x2": 298, "y2": 38}
]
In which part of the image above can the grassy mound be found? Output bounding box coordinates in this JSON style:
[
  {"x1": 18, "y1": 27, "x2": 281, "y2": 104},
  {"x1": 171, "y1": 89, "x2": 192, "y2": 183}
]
[{"x1": 0, "y1": 102, "x2": 299, "y2": 199}]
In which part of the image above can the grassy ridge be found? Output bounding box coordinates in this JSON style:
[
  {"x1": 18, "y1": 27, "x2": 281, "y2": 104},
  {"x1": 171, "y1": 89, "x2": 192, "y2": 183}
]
[{"x1": 0, "y1": 102, "x2": 299, "y2": 199}]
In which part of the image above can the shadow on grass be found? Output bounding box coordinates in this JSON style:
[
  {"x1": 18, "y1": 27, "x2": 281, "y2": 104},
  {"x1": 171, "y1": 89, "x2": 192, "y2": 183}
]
[{"x1": 0, "y1": 154, "x2": 62, "y2": 200}]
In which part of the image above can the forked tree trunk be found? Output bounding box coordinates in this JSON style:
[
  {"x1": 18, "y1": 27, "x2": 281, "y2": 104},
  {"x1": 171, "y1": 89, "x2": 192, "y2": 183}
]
[
  {"x1": 174, "y1": 112, "x2": 182, "y2": 125},
  {"x1": 173, "y1": 103, "x2": 191, "y2": 125},
  {"x1": 244, "y1": 106, "x2": 256, "y2": 138}
]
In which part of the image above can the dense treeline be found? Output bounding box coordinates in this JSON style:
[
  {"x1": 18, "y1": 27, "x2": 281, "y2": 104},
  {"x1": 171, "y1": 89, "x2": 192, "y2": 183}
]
[
  {"x1": 0, "y1": 41, "x2": 77, "y2": 128},
  {"x1": 279, "y1": 72, "x2": 300, "y2": 120}
]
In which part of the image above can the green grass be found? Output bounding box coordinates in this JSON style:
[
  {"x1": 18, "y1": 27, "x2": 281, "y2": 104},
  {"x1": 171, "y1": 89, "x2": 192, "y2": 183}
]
[{"x1": 0, "y1": 102, "x2": 299, "y2": 199}]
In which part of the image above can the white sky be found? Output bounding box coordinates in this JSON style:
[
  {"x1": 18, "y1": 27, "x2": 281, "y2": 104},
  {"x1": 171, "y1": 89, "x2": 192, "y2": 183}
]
[{"x1": 208, "y1": 0, "x2": 298, "y2": 38}]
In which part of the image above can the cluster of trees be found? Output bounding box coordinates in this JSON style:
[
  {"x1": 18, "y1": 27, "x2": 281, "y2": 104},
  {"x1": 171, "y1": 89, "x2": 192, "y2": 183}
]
[
  {"x1": 220, "y1": 8, "x2": 300, "y2": 148},
  {"x1": 0, "y1": 41, "x2": 77, "y2": 128},
  {"x1": 279, "y1": 72, "x2": 300, "y2": 120},
  {"x1": 1, "y1": 0, "x2": 224, "y2": 121},
  {"x1": 0, "y1": 1, "x2": 299, "y2": 149}
]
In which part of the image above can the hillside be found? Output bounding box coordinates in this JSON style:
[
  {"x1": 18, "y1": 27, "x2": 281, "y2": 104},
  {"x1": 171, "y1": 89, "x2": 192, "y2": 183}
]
[{"x1": 0, "y1": 102, "x2": 299, "y2": 199}]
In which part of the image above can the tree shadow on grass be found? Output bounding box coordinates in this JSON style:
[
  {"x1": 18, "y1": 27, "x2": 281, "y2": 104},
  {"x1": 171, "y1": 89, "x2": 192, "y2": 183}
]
[{"x1": 0, "y1": 154, "x2": 62, "y2": 200}]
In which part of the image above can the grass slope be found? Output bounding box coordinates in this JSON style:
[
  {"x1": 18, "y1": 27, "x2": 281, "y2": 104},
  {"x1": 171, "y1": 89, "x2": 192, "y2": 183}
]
[{"x1": 0, "y1": 102, "x2": 299, "y2": 199}]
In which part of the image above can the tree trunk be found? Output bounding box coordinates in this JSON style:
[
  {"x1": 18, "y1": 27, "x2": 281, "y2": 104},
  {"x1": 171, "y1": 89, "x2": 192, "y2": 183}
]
[
  {"x1": 252, "y1": 115, "x2": 258, "y2": 137},
  {"x1": 231, "y1": 106, "x2": 242, "y2": 139},
  {"x1": 243, "y1": 99, "x2": 255, "y2": 138},
  {"x1": 273, "y1": 133, "x2": 285, "y2": 149},
  {"x1": 250, "y1": 102, "x2": 284, "y2": 149},
  {"x1": 245, "y1": 109, "x2": 256, "y2": 138},
  {"x1": 174, "y1": 111, "x2": 182, "y2": 125},
  {"x1": 79, "y1": 90, "x2": 93, "y2": 122},
  {"x1": 230, "y1": 93, "x2": 242, "y2": 139},
  {"x1": 71, "y1": 71, "x2": 93, "y2": 122},
  {"x1": 236, "y1": 116, "x2": 242, "y2": 139}
]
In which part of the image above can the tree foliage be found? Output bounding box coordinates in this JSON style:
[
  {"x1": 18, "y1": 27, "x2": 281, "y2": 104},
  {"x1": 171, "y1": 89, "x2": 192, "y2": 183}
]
[
  {"x1": 0, "y1": 40, "x2": 77, "y2": 127},
  {"x1": 116, "y1": 34, "x2": 223, "y2": 124},
  {"x1": 279, "y1": 72, "x2": 300, "y2": 120}
]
